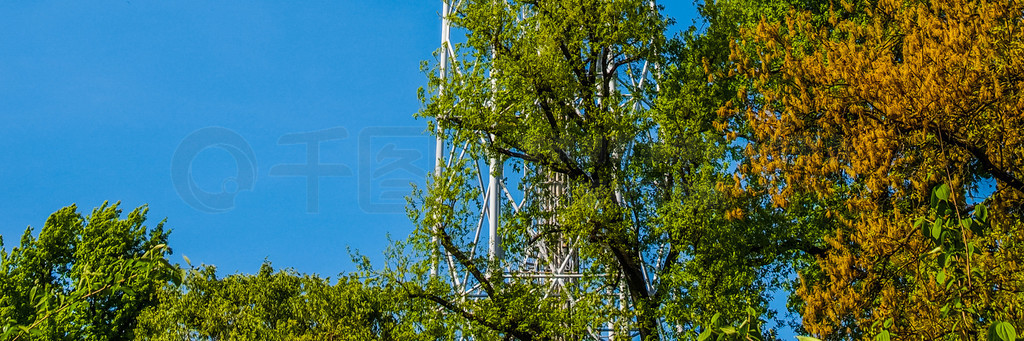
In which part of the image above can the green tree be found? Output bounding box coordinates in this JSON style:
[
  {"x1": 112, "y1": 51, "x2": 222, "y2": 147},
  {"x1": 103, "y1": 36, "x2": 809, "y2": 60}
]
[
  {"x1": 389, "y1": 0, "x2": 828, "y2": 339},
  {"x1": 135, "y1": 262, "x2": 411, "y2": 341},
  {"x1": 0, "y1": 202, "x2": 175, "y2": 341}
]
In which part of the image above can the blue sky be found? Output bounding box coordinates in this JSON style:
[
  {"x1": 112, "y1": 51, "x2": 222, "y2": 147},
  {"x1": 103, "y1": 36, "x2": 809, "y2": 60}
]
[{"x1": 0, "y1": 1, "x2": 702, "y2": 278}]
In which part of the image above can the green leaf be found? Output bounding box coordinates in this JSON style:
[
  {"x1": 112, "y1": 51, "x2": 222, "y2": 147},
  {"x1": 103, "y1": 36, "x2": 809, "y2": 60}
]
[
  {"x1": 975, "y1": 203, "x2": 989, "y2": 222},
  {"x1": 875, "y1": 330, "x2": 891, "y2": 341},
  {"x1": 931, "y1": 218, "x2": 944, "y2": 240},
  {"x1": 884, "y1": 318, "x2": 893, "y2": 329},
  {"x1": 720, "y1": 326, "x2": 737, "y2": 334},
  {"x1": 698, "y1": 329, "x2": 712, "y2": 341},
  {"x1": 936, "y1": 269, "x2": 947, "y2": 285},
  {"x1": 989, "y1": 322, "x2": 1017, "y2": 341},
  {"x1": 935, "y1": 184, "x2": 951, "y2": 201}
]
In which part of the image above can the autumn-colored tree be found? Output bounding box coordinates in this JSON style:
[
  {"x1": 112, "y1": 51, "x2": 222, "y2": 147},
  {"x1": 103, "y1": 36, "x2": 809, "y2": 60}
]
[{"x1": 727, "y1": 0, "x2": 1024, "y2": 338}]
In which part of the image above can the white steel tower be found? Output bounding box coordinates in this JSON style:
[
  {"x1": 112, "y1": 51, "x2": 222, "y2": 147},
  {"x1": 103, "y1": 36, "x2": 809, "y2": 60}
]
[{"x1": 429, "y1": 1, "x2": 663, "y2": 339}]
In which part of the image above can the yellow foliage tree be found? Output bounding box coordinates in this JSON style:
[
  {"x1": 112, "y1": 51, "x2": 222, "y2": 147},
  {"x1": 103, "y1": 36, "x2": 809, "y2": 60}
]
[{"x1": 726, "y1": 0, "x2": 1024, "y2": 338}]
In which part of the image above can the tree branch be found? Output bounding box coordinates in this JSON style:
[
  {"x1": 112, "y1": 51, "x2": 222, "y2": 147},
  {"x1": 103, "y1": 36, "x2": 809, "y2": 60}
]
[
  {"x1": 407, "y1": 290, "x2": 535, "y2": 341},
  {"x1": 436, "y1": 227, "x2": 497, "y2": 299},
  {"x1": 931, "y1": 124, "x2": 1024, "y2": 193}
]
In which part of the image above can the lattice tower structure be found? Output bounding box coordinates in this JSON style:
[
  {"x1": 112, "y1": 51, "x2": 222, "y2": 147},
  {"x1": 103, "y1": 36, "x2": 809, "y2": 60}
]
[{"x1": 430, "y1": 1, "x2": 663, "y2": 339}]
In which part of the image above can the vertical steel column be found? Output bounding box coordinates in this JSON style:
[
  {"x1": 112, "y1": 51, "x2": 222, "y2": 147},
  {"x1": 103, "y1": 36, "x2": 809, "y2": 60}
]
[
  {"x1": 432, "y1": 0, "x2": 452, "y2": 277},
  {"x1": 487, "y1": 24, "x2": 503, "y2": 263},
  {"x1": 487, "y1": 156, "x2": 502, "y2": 262}
]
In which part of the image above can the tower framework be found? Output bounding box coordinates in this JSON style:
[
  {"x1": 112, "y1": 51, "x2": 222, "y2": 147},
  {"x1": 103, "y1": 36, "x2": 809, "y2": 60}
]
[{"x1": 429, "y1": 1, "x2": 665, "y2": 339}]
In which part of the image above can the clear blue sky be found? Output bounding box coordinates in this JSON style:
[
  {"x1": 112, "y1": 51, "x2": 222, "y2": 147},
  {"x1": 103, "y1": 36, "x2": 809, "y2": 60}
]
[{"x1": 0, "y1": 1, "x2": 701, "y2": 277}]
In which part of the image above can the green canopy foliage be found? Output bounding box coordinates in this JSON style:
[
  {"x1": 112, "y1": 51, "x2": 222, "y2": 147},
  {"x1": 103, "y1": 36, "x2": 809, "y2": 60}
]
[
  {"x1": 135, "y1": 262, "x2": 409, "y2": 341},
  {"x1": 0, "y1": 203, "x2": 174, "y2": 341}
]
